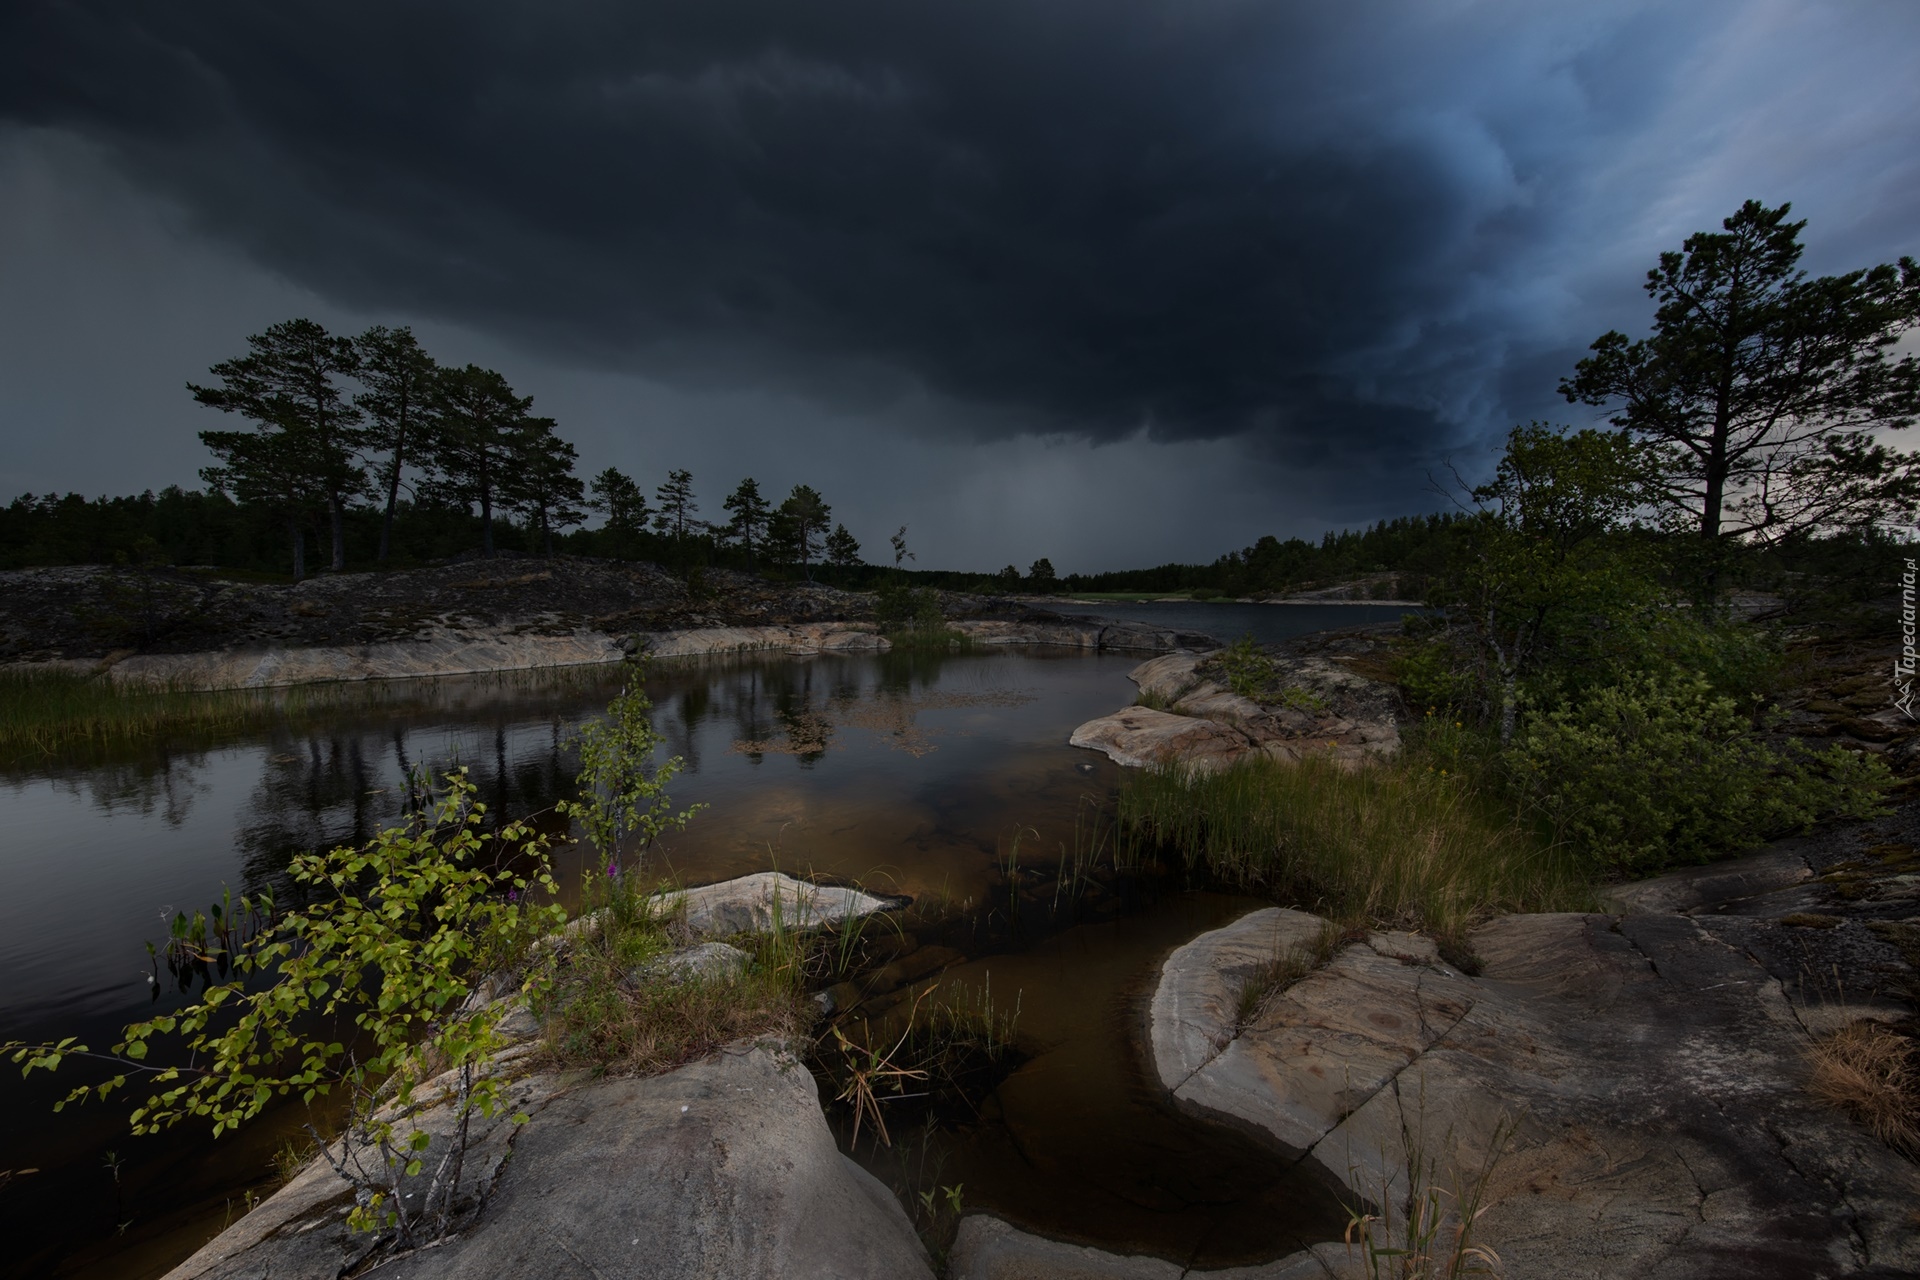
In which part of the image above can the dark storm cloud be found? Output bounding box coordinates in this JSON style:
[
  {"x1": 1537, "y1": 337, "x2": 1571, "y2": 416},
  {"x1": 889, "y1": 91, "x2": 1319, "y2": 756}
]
[{"x1": 3, "y1": 0, "x2": 1917, "y2": 481}]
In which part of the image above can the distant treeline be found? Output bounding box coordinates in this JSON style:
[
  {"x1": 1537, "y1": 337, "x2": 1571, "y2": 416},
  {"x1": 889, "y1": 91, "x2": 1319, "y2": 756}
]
[
  {"x1": 0, "y1": 477, "x2": 1473, "y2": 596},
  {"x1": 0, "y1": 482, "x2": 872, "y2": 583},
  {"x1": 6, "y1": 484, "x2": 1890, "y2": 604},
  {"x1": 1058, "y1": 514, "x2": 1470, "y2": 597}
]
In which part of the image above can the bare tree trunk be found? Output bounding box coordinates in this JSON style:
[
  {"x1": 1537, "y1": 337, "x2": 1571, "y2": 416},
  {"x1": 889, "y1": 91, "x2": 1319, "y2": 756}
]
[
  {"x1": 378, "y1": 438, "x2": 404, "y2": 564},
  {"x1": 291, "y1": 520, "x2": 306, "y2": 582},
  {"x1": 329, "y1": 495, "x2": 346, "y2": 572}
]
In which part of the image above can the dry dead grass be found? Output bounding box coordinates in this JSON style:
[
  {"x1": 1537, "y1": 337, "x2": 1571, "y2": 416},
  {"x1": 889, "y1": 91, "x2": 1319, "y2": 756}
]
[{"x1": 1808, "y1": 1020, "x2": 1920, "y2": 1155}]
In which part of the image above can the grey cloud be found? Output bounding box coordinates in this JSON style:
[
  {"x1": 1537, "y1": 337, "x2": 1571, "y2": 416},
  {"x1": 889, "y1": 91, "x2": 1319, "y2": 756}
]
[{"x1": 2, "y1": 0, "x2": 1918, "y2": 556}]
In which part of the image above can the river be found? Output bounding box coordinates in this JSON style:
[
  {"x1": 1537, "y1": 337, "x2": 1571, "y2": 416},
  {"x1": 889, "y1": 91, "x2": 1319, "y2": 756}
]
[{"x1": 0, "y1": 634, "x2": 1373, "y2": 1275}]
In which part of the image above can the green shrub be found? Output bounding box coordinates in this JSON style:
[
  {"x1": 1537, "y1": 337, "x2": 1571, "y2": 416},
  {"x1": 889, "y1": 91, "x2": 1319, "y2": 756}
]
[
  {"x1": 1211, "y1": 635, "x2": 1328, "y2": 711},
  {"x1": 1391, "y1": 636, "x2": 1477, "y2": 715},
  {"x1": 874, "y1": 582, "x2": 940, "y2": 630},
  {"x1": 1504, "y1": 671, "x2": 1890, "y2": 872},
  {"x1": 6, "y1": 770, "x2": 567, "y2": 1244},
  {"x1": 560, "y1": 657, "x2": 701, "y2": 875}
]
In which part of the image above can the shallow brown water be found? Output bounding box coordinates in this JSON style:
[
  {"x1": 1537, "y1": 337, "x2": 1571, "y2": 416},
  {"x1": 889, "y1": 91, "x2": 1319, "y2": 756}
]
[
  {"x1": 842, "y1": 892, "x2": 1353, "y2": 1266},
  {"x1": 0, "y1": 646, "x2": 1346, "y2": 1275}
]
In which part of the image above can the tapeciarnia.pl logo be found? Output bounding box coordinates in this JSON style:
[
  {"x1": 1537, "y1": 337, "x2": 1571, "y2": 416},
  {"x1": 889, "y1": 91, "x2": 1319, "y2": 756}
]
[{"x1": 1898, "y1": 557, "x2": 1918, "y2": 721}]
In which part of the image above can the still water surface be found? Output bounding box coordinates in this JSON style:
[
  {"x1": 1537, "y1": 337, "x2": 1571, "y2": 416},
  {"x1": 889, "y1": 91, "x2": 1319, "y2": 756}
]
[
  {"x1": 1081, "y1": 599, "x2": 1418, "y2": 648},
  {"x1": 1, "y1": 642, "x2": 1352, "y2": 1275}
]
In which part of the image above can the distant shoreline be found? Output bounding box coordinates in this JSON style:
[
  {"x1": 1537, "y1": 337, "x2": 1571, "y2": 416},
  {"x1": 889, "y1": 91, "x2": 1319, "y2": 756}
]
[{"x1": 1038, "y1": 595, "x2": 1426, "y2": 608}]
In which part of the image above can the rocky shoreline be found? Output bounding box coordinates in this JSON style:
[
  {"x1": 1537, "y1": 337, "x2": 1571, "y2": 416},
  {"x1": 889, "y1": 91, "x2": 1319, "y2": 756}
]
[
  {"x1": 1069, "y1": 633, "x2": 1404, "y2": 774},
  {"x1": 166, "y1": 823, "x2": 1920, "y2": 1279},
  {"x1": 0, "y1": 560, "x2": 1218, "y2": 689}
]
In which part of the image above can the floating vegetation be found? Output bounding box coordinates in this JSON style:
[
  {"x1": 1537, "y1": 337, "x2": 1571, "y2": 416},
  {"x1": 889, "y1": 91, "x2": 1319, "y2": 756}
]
[{"x1": 149, "y1": 885, "x2": 281, "y2": 996}]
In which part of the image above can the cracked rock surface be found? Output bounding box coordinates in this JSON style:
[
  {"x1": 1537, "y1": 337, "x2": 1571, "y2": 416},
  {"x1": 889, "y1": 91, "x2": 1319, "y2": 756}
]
[{"x1": 1147, "y1": 867, "x2": 1920, "y2": 1280}]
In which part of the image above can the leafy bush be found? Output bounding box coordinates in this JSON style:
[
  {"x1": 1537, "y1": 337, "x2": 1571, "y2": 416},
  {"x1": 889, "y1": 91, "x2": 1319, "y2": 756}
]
[
  {"x1": 560, "y1": 657, "x2": 701, "y2": 875},
  {"x1": 7, "y1": 770, "x2": 567, "y2": 1244},
  {"x1": 1216, "y1": 635, "x2": 1275, "y2": 699},
  {"x1": 1392, "y1": 640, "x2": 1477, "y2": 718},
  {"x1": 874, "y1": 581, "x2": 945, "y2": 632},
  {"x1": 1504, "y1": 671, "x2": 1889, "y2": 872},
  {"x1": 1213, "y1": 635, "x2": 1328, "y2": 712}
]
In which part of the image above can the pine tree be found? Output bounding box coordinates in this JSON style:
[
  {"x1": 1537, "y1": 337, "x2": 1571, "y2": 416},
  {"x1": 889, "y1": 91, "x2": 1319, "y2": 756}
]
[
  {"x1": 889, "y1": 525, "x2": 915, "y2": 570},
  {"x1": 354, "y1": 326, "x2": 438, "y2": 565},
  {"x1": 825, "y1": 522, "x2": 862, "y2": 572},
  {"x1": 722, "y1": 478, "x2": 772, "y2": 570},
  {"x1": 653, "y1": 469, "x2": 699, "y2": 543},
  {"x1": 505, "y1": 417, "x2": 586, "y2": 555},
  {"x1": 198, "y1": 424, "x2": 329, "y2": 580},
  {"x1": 588, "y1": 468, "x2": 649, "y2": 556},
  {"x1": 425, "y1": 365, "x2": 533, "y2": 558},
  {"x1": 189, "y1": 318, "x2": 366, "y2": 573},
  {"x1": 772, "y1": 485, "x2": 831, "y2": 581},
  {"x1": 1563, "y1": 200, "x2": 1920, "y2": 553}
]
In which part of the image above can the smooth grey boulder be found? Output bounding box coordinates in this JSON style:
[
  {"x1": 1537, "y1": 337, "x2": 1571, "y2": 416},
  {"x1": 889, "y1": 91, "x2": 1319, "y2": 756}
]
[
  {"x1": 1150, "y1": 905, "x2": 1920, "y2": 1279},
  {"x1": 660, "y1": 871, "x2": 898, "y2": 937},
  {"x1": 1128, "y1": 651, "x2": 1206, "y2": 705},
  {"x1": 1068, "y1": 706, "x2": 1256, "y2": 773},
  {"x1": 630, "y1": 940, "x2": 753, "y2": 984},
  {"x1": 947, "y1": 1215, "x2": 1362, "y2": 1280},
  {"x1": 164, "y1": 1046, "x2": 934, "y2": 1280},
  {"x1": 1596, "y1": 844, "x2": 1813, "y2": 915}
]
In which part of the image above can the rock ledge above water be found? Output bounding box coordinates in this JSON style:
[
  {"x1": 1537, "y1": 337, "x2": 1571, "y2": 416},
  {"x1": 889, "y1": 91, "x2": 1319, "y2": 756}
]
[
  {"x1": 1144, "y1": 865, "x2": 1920, "y2": 1279},
  {"x1": 1072, "y1": 649, "x2": 1401, "y2": 773}
]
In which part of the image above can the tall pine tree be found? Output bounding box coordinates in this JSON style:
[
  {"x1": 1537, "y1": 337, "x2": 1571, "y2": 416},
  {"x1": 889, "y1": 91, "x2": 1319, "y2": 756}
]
[
  {"x1": 355, "y1": 326, "x2": 438, "y2": 565},
  {"x1": 1563, "y1": 200, "x2": 1920, "y2": 560},
  {"x1": 722, "y1": 477, "x2": 771, "y2": 570},
  {"x1": 506, "y1": 417, "x2": 586, "y2": 555},
  {"x1": 189, "y1": 319, "x2": 366, "y2": 573},
  {"x1": 425, "y1": 365, "x2": 533, "y2": 558}
]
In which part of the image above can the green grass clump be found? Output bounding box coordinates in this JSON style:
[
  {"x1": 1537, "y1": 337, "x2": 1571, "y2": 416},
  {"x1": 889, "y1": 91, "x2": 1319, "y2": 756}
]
[
  {"x1": 537, "y1": 871, "x2": 809, "y2": 1075},
  {"x1": 1118, "y1": 750, "x2": 1588, "y2": 946}
]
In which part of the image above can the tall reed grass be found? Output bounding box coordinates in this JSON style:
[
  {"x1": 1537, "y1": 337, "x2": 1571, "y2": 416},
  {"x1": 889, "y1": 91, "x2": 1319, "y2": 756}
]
[
  {"x1": 0, "y1": 667, "x2": 304, "y2": 762},
  {"x1": 1118, "y1": 751, "x2": 1590, "y2": 945},
  {"x1": 0, "y1": 664, "x2": 618, "y2": 764}
]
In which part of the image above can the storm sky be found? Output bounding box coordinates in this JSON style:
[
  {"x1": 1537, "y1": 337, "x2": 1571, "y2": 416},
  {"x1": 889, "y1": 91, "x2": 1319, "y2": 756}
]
[{"x1": 3, "y1": 1, "x2": 1917, "y2": 572}]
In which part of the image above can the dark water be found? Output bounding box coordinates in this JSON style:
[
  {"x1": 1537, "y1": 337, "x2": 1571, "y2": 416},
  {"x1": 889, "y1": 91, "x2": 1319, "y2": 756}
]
[
  {"x1": 1070, "y1": 599, "x2": 1420, "y2": 648},
  {"x1": 0, "y1": 648, "x2": 1346, "y2": 1275}
]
